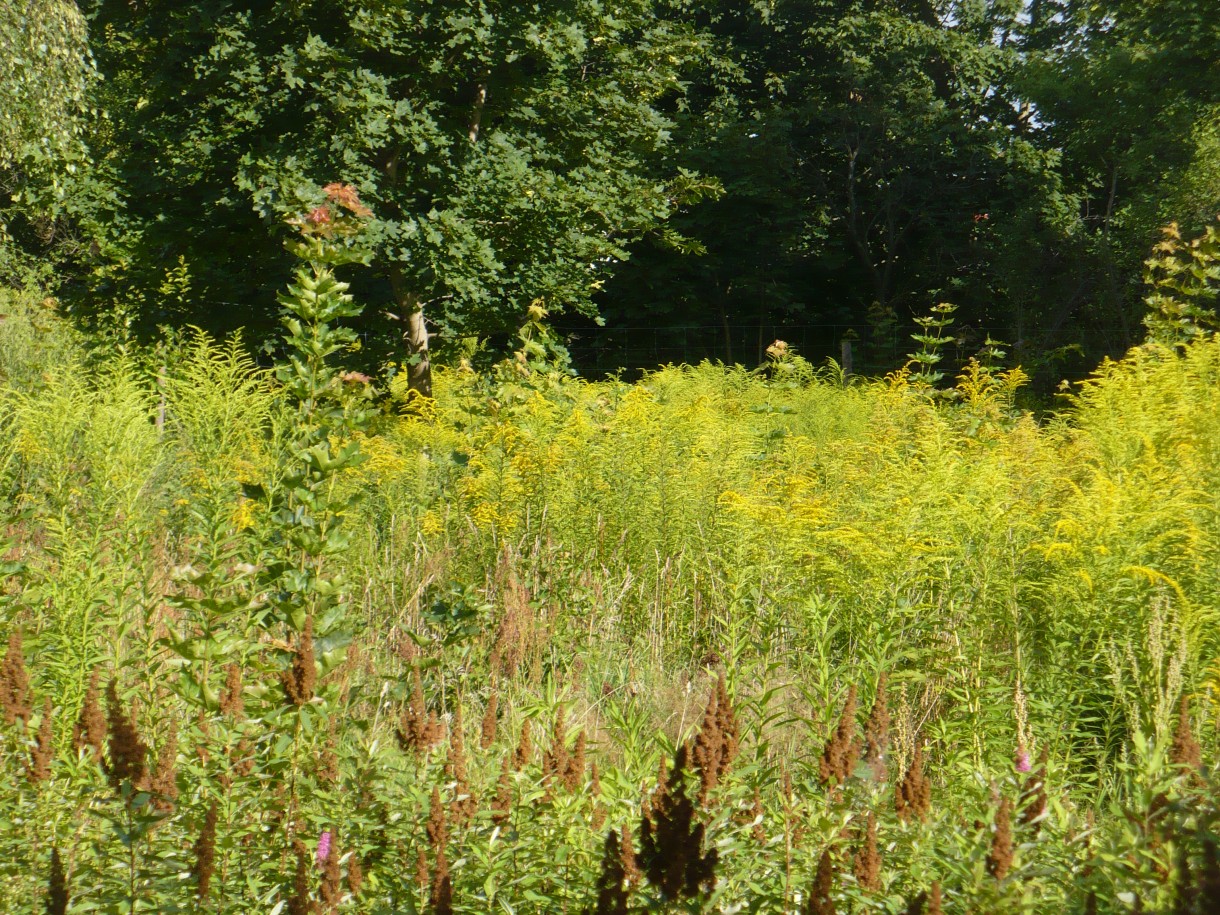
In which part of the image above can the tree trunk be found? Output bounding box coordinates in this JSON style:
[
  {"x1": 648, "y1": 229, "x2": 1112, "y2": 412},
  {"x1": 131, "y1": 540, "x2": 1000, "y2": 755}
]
[{"x1": 389, "y1": 268, "x2": 433, "y2": 397}]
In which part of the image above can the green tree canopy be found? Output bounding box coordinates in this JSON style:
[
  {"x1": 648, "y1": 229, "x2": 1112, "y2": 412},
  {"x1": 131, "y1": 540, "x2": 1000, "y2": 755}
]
[
  {"x1": 0, "y1": 0, "x2": 95, "y2": 280},
  {"x1": 86, "y1": 0, "x2": 712, "y2": 393}
]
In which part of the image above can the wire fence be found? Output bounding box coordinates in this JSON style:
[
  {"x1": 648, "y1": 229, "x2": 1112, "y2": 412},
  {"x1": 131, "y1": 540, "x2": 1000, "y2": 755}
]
[{"x1": 563, "y1": 322, "x2": 1135, "y2": 377}]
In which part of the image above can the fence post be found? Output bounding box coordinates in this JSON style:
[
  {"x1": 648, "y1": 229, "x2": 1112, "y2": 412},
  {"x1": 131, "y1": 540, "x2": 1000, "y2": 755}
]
[{"x1": 840, "y1": 338, "x2": 854, "y2": 378}]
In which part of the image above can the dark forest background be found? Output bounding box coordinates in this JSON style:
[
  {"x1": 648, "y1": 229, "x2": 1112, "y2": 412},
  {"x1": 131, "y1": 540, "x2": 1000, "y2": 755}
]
[{"x1": 3, "y1": 0, "x2": 1219, "y2": 388}]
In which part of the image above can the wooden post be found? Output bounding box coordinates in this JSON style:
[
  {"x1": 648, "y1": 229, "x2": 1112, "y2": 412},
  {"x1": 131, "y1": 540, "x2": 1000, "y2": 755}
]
[
  {"x1": 156, "y1": 366, "x2": 167, "y2": 436},
  {"x1": 840, "y1": 339, "x2": 854, "y2": 379}
]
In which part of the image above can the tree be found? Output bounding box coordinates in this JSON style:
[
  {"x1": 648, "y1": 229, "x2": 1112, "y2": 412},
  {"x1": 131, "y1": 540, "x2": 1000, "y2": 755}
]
[
  {"x1": 0, "y1": 0, "x2": 95, "y2": 281},
  {"x1": 1018, "y1": 0, "x2": 1220, "y2": 357},
  {"x1": 595, "y1": 0, "x2": 1070, "y2": 373},
  {"x1": 86, "y1": 0, "x2": 710, "y2": 394}
]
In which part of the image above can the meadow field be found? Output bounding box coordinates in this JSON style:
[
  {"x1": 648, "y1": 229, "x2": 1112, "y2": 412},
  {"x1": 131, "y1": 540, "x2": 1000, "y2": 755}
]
[{"x1": 0, "y1": 274, "x2": 1217, "y2": 914}]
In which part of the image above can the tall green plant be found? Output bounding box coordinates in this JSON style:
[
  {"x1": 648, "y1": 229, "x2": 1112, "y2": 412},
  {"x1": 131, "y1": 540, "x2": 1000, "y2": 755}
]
[{"x1": 1143, "y1": 221, "x2": 1220, "y2": 347}]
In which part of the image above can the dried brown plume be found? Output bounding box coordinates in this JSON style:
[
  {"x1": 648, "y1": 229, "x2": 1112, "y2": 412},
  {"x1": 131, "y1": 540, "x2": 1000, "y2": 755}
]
[
  {"x1": 1020, "y1": 748, "x2": 1049, "y2": 833},
  {"x1": 480, "y1": 689, "x2": 498, "y2": 749},
  {"x1": 513, "y1": 717, "x2": 533, "y2": 769},
  {"x1": 905, "y1": 881, "x2": 944, "y2": 915},
  {"x1": 281, "y1": 617, "x2": 317, "y2": 706},
  {"x1": 543, "y1": 709, "x2": 571, "y2": 793},
  {"x1": 347, "y1": 853, "x2": 364, "y2": 898},
  {"x1": 987, "y1": 797, "x2": 1014, "y2": 880},
  {"x1": 286, "y1": 842, "x2": 316, "y2": 915},
  {"x1": 425, "y1": 788, "x2": 453, "y2": 913},
  {"x1": 426, "y1": 785, "x2": 450, "y2": 857},
  {"x1": 490, "y1": 570, "x2": 533, "y2": 677},
  {"x1": 28, "y1": 697, "x2": 54, "y2": 783},
  {"x1": 148, "y1": 723, "x2": 179, "y2": 810},
  {"x1": 804, "y1": 849, "x2": 836, "y2": 915},
  {"x1": 852, "y1": 812, "x2": 881, "y2": 892},
  {"x1": 446, "y1": 705, "x2": 477, "y2": 825},
  {"x1": 589, "y1": 829, "x2": 630, "y2": 915},
  {"x1": 620, "y1": 825, "x2": 642, "y2": 886},
  {"x1": 863, "y1": 674, "x2": 890, "y2": 781},
  {"x1": 591, "y1": 762, "x2": 606, "y2": 831},
  {"x1": 492, "y1": 754, "x2": 513, "y2": 825},
  {"x1": 430, "y1": 847, "x2": 453, "y2": 915},
  {"x1": 895, "y1": 744, "x2": 931, "y2": 822},
  {"x1": 105, "y1": 680, "x2": 148, "y2": 790},
  {"x1": 46, "y1": 847, "x2": 68, "y2": 915},
  {"x1": 319, "y1": 833, "x2": 342, "y2": 913},
  {"x1": 819, "y1": 686, "x2": 860, "y2": 786},
  {"x1": 397, "y1": 667, "x2": 443, "y2": 754},
  {"x1": 565, "y1": 730, "x2": 588, "y2": 792},
  {"x1": 1170, "y1": 694, "x2": 1203, "y2": 773},
  {"x1": 639, "y1": 744, "x2": 718, "y2": 901},
  {"x1": 415, "y1": 847, "x2": 429, "y2": 889},
  {"x1": 1, "y1": 628, "x2": 31, "y2": 726},
  {"x1": 219, "y1": 662, "x2": 244, "y2": 717},
  {"x1": 192, "y1": 801, "x2": 219, "y2": 900},
  {"x1": 692, "y1": 674, "x2": 739, "y2": 805},
  {"x1": 72, "y1": 670, "x2": 106, "y2": 763}
]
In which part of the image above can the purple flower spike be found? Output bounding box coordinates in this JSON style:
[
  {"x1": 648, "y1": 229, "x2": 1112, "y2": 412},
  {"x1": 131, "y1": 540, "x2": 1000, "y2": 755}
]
[
  {"x1": 1015, "y1": 747, "x2": 1032, "y2": 773},
  {"x1": 316, "y1": 830, "x2": 332, "y2": 866}
]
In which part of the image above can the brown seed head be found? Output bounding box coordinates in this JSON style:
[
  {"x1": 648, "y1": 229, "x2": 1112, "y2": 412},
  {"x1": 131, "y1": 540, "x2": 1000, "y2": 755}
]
[
  {"x1": 591, "y1": 829, "x2": 630, "y2": 915},
  {"x1": 397, "y1": 667, "x2": 443, "y2": 754},
  {"x1": 28, "y1": 697, "x2": 54, "y2": 783},
  {"x1": 286, "y1": 842, "x2": 315, "y2": 915},
  {"x1": 564, "y1": 730, "x2": 587, "y2": 792},
  {"x1": 281, "y1": 617, "x2": 317, "y2": 707},
  {"x1": 72, "y1": 671, "x2": 106, "y2": 764},
  {"x1": 819, "y1": 686, "x2": 860, "y2": 787},
  {"x1": 852, "y1": 812, "x2": 881, "y2": 892},
  {"x1": 804, "y1": 849, "x2": 836, "y2": 915},
  {"x1": 513, "y1": 718, "x2": 532, "y2": 770},
  {"x1": 590, "y1": 761, "x2": 606, "y2": 830},
  {"x1": 1020, "y1": 748, "x2": 1049, "y2": 833},
  {"x1": 219, "y1": 663, "x2": 244, "y2": 718},
  {"x1": 149, "y1": 723, "x2": 179, "y2": 810},
  {"x1": 638, "y1": 744, "x2": 718, "y2": 900},
  {"x1": 105, "y1": 680, "x2": 149, "y2": 791},
  {"x1": 347, "y1": 853, "x2": 364, "y2": 898},
  {"x1": 0, "y1": 628, "x2": 31, "y2": 726},
  {"x1": 415, "y1": 846, "x2": 429, "y2": 888},
  {"x1": 695, "y1": 674, "x2": 741, "y2": 805},
  {"x1": 490, "y1": 572, "x2": 532, "y2": 677},
  {"x1": 447, "y1": 705, "x2": 477, "y2": 825},
  {"x1": 543, "y1": 708, "x2": 570, "y2": 791},
  {"x1": 895, "y1": 744, "x2": 931, "y2": 822},
  {"x1": 863, "y1": 674, "x2": 890, "y2": 781},
  {"x1": 192, "y1": 801, "x2": 219, "y2": 900},
  {"x1": 1170, "y1": 694, "x2": 1203, "y2": 773},
  {"x1": 46, "y1": 847, "x2": 69, "y2": 915},
  {"x1": 426, "y1": 785, "x2": 449, "y2": 853},
  {"x1": 620, "y1": 825, "x2": 641, "y2": 886},
  {"x1": 492, "y1": 753, "x2": 513, "y2": 826},
  {"x1": 320, "y1": 832, "x2": 342, "y2": 912},
  {"x1": 928, "y1": 881, "x2": 943, "y2": 915},
  {"x1": 480, "y1": 689, "x2": 498, "y2": 750},
  {"x1": 906, "y1": 880, "x2": 944, "y2": 915},
  {"x1": 316, "y1": 725, "x2": 340, "y2": 786},
  {"x1": 987, "y1": 797, "x2": 1014, "y2": 880},
  {"x1": 430, "y1": 846, "x2": 453, "y2": 915}
]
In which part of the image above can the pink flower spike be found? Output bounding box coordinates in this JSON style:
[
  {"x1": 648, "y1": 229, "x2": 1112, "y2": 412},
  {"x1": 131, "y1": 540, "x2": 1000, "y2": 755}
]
[
  {"x1": 316, "y1": 830, "x2": 332, "y2": 865},
  {"x1": 1015, "y1": 748, "x2": 1032, "y2": 773}
]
